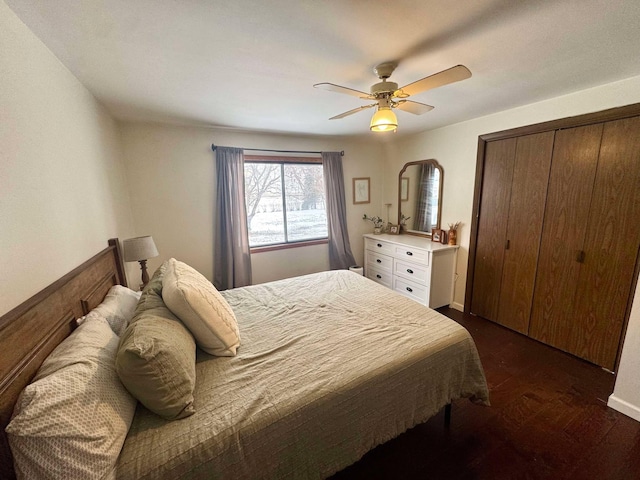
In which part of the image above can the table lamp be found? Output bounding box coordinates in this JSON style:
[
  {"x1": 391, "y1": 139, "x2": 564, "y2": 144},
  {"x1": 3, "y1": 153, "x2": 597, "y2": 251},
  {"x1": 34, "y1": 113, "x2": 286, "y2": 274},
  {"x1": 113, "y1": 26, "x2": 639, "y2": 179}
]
[{"x1": 123, "y1": 236, "x2": 159, "y2": 290}]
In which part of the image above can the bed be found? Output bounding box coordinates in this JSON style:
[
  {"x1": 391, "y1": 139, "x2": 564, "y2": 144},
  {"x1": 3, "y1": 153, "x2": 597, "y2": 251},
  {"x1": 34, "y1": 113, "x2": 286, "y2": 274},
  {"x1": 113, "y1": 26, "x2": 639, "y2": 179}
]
[{"x1": 0, "y1": 239, "x2": 489, "y2": 479}]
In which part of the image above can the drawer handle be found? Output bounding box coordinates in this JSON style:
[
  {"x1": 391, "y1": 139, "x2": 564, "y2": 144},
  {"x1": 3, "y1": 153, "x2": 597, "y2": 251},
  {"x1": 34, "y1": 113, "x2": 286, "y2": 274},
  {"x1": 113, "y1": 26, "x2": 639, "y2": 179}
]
[
  {"x1": 406, "y1": 251, "x2": 413, "y2": 256},
  {"x1": 407, "y1": 268, "x2": 413, "y2": 274},
  {"x1": 376, "y1": 259, "x2": 382, "y2": 263},
  {"x1": 376, "y1": 274, "x2": 382, "y2": 279},
  {"x1": 377, "y1": 243, "x2": 382, "y2": 248},
  {"x1": 406, "y1": 287, "x2": 413, "y2": 293}
]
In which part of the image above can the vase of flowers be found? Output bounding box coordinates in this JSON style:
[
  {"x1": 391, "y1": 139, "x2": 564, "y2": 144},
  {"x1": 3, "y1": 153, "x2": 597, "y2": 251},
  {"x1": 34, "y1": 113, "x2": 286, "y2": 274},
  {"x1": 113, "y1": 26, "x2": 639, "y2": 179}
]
[
  {"x1": 363, "y1": 214, "x2": 384, "y2": 234},
  {"x1": 400, "y1": 213, "x2": 411, "y2": 232},
  {"x1": 448, "y1": 221, "x2": 461, "y2": 246}
]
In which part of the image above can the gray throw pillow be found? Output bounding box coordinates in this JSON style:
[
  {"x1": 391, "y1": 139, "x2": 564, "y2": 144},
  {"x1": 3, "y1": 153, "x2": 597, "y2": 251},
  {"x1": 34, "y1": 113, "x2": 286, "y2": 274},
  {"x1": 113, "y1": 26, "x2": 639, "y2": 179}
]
[{"x1": 116, "y1": 263, "x2": 197, "y2": 420}]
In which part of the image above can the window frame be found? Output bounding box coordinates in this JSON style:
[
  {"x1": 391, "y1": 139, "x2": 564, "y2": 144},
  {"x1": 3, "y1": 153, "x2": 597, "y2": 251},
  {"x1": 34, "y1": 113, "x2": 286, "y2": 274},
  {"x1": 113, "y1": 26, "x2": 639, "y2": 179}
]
[{"x1": 244, "y1": 155, "x2": 329, "y2": 253}]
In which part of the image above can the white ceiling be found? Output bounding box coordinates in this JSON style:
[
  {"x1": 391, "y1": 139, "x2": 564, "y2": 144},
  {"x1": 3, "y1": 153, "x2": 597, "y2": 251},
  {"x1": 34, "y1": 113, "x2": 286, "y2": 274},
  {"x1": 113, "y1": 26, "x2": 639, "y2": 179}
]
[{"x1": 6, "y1": 0, "x2": 640, "y2": 137}]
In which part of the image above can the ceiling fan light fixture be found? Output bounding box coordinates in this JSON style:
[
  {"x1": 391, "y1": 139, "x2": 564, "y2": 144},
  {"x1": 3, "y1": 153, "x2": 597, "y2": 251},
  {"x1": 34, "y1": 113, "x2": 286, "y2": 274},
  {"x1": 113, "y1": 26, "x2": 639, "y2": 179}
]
[{"x1": 370, "y1": 107, "x2": 398, "y2": 132}]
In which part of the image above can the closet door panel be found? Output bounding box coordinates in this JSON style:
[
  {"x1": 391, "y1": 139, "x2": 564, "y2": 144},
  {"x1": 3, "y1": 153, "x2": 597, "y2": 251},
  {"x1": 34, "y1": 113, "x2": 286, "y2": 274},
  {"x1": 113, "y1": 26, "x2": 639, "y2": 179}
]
[
  {"x1": 497, "y1": 131, "x2": 555, "y2": 333},
  {"x1": 570, "y1": 116, "x2": 640, "y2": 369},
  {"x1": 529, "y1": 124, "x2": 603, "y2": 348},
  {"x1": 471, "y1": 138, "x2": 517, "y2": 321}
]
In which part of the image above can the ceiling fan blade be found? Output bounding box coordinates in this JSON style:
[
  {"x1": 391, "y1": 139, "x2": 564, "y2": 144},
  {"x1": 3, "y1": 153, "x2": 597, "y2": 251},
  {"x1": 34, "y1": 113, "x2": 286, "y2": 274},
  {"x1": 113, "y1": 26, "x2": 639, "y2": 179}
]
[
  {"x1": 314, "y1": 82, "x2": 374, "y2": 99},
  {"x1": 396, "y1": 65, "x2": 471, "y2": 97},
  {"x1": 395, "y1": 100, "x2": 434, "y2": 115},
  {"x1": 329, "y1": 104, "x2": 377, "y2": 120}
]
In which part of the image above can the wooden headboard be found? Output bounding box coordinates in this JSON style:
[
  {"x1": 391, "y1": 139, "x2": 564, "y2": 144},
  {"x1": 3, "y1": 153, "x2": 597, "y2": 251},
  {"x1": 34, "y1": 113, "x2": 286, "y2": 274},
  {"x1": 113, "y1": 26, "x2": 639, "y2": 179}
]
[{"x1": 0, "y1": 239, "x2": 127, "y2": 479}]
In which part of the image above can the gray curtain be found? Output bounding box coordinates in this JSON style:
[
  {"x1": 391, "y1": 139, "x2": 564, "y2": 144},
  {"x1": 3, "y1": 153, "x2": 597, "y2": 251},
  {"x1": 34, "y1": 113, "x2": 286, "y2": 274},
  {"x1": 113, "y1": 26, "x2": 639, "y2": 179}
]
[
  {"x1": 414, "y1": 163, "x2": 436, "y2": 232},
  {"x1": 214, "y1": 147, "x2": 252, "y2": 290},
  {"x1": 322, "y1": 152, "x2": 356, "y2": 270}
]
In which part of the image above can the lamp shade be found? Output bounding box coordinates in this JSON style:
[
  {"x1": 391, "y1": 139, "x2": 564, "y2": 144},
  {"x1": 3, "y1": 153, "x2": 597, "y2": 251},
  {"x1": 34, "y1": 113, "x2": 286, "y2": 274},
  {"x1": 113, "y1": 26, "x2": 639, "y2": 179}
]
[
  {"x1": 123, "y1": 236, "x2": 159, "y2": 262},
  {"x1": 370, "y1": 107, "x2": 398, "y2": 132}
]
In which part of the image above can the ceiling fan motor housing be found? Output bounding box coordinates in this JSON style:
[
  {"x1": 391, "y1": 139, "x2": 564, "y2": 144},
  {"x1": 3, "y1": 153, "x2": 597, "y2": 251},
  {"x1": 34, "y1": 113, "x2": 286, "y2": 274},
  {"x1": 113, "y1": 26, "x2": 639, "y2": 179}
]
[
  {"x1": 373, "y1": 62, "x2": 397, "y2": 79},
  {"x1": 370, "y1": 81, "x2": 398, "y2": 97},
  {"x1": 370, "y1": 62, "x2": 399, "y2": 98}
]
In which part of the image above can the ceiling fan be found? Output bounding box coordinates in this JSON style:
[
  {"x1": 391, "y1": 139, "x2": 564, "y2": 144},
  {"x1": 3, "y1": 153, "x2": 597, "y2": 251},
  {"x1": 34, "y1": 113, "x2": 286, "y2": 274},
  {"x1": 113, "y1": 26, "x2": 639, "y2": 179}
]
[{"x1": 314, "y1": 63, "x2": 471, "y2": 132}]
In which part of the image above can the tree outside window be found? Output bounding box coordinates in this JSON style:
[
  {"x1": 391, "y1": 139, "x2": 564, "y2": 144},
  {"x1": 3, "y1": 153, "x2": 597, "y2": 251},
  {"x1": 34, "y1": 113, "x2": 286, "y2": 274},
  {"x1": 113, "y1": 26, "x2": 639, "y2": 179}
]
[{"x1": 244, "y1": 160, "x2": 328, "y2": 247}]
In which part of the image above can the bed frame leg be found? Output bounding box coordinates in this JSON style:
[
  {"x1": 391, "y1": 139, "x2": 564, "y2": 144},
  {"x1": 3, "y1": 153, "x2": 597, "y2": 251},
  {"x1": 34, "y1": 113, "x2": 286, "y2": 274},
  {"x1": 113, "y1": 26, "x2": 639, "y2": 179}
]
[{"x1": 444, "y1": 403, "x2": 451, "y2": 428}]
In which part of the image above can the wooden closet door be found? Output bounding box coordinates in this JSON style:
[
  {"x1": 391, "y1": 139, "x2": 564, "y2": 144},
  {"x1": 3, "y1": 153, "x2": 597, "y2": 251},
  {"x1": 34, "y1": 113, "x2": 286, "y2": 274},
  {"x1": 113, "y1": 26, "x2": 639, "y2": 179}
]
[
  {"x1": 529, "y1": 124, "x2": 603, "y2": 348},
  {"x1": 470, "y1": 138, "x2": 517, "y2": 321},
  {"x1": 569, "y1": 116, "x2": 640, "y2": 369},
  {"x1": 496, "y1": 131, "x2": 555, "y2": 333}
]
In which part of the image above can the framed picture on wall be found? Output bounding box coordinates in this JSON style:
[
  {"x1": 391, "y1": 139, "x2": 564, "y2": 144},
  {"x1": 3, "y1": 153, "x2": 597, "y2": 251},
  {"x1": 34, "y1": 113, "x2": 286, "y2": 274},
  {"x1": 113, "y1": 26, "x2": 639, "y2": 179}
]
[
  {"x1": 353, "y1": 177, "x2": 370, "y2": 204},
  {"x1": 400, "y1": 177, "x2": 409, "y2": 201}
]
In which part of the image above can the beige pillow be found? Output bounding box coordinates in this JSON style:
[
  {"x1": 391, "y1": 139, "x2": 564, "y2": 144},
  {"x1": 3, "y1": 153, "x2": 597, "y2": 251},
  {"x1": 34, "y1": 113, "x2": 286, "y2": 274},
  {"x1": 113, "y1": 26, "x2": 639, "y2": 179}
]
[
  {"x1": 162, "y1": 258, "x2": 240, "y2": 356},
  {"x1": 7, "y1": 316, "x2": 137, "y2": 480},
  {"x1": 116, "y1": 262, "x2": 197, "y2": 420}
]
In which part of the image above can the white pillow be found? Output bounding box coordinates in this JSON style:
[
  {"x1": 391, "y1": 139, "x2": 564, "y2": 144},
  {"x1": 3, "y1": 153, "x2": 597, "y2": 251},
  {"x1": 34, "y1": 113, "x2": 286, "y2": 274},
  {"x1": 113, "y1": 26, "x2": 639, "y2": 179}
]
[
  {"x1": 91, "y1": 284, "x2": 141, "y2": 336},
  {"x1": 162, "y1": 258, "x2": 240, "y2": 356},
  {"x1": 6, "y1": 316, "x2": 137, "y2": 480}
]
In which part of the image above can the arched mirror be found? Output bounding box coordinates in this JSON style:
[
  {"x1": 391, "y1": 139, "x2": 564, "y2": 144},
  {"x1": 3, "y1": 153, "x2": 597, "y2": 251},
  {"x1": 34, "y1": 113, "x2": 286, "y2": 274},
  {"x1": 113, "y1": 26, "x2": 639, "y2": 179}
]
[{"x1": 398, "y1": 159, "x2": 443, "y2": 237}]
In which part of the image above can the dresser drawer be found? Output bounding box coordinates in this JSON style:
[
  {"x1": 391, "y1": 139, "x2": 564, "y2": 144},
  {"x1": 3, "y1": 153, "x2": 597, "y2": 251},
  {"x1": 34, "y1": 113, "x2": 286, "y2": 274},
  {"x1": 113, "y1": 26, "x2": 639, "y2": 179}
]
[
  {"x1": 365, "y1": 265, "x2": 393, "y2": 288},
  {"x1": 365, "y1": 237, "x2": 395, "y2": 256},
  {"x1": 367, "y1": 251, "x2": 393, "y2": 271},
  {"x1": 394, "y1": 276, "x2": 429, "y2": 304},
  {"x1": 392, "y1": 245, "x2": 429, "y2": 265},
  {"x1": 394, "y1": 259, "x2": 430, "y2": 285}
]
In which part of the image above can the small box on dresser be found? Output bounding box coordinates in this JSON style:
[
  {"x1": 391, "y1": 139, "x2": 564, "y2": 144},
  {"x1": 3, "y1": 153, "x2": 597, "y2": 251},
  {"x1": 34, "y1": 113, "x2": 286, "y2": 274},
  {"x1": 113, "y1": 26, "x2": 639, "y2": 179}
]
[{"x1": 363, "y1": 233, "x2": 459, "y2": 308}]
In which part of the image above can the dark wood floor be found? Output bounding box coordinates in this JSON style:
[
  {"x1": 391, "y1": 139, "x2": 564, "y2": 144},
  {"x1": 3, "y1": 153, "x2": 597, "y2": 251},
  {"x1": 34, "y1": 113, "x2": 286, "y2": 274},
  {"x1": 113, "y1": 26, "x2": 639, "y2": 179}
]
[{"x1": 331, "y1": 308, "x2": 640, "y2": 480}]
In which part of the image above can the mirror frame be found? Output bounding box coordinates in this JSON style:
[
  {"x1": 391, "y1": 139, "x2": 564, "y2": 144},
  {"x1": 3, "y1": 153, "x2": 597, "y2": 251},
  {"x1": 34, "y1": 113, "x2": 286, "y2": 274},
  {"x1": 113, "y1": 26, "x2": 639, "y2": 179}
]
[{"x1": 398, "y1": 159, "x2": 444, "y2": 238}]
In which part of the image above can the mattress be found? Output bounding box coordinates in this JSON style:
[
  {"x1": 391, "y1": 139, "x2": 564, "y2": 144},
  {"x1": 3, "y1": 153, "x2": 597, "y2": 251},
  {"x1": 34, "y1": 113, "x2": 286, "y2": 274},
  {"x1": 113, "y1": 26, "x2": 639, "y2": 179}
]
[{"x1": 116, "y1": 270, "x2": 489, "y2": 479}]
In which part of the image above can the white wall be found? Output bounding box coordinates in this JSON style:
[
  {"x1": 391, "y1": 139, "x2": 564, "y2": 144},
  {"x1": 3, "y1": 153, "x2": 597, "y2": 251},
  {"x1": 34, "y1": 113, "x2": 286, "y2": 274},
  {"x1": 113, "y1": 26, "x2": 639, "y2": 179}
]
[
  {"x1": 119, "y1": 122, "x2": 386, "y2": 284},
  {"x1": 0, "y1": 1, "x2": 135, "y2": 316},
  {"x1": 608, "y1": 280, "x2": 640, "y2": 422},
  {"x1": 385, "y1": 75, "x2": 640, "y2": 420}
]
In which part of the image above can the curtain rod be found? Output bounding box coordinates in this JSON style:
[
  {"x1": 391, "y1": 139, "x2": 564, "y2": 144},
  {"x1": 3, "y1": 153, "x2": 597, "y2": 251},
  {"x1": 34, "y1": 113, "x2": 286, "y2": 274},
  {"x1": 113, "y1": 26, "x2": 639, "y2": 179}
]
[{"x1": 211, "y1": 144, "x2": 344, "y2": 156}]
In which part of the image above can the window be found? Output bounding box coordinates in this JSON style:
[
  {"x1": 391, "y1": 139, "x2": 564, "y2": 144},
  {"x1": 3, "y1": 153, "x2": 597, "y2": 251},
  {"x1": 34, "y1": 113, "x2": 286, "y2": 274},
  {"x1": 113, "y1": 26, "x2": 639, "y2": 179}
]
[{"x1": 244, "y1": 157, "x2": 328, "y2": 248}]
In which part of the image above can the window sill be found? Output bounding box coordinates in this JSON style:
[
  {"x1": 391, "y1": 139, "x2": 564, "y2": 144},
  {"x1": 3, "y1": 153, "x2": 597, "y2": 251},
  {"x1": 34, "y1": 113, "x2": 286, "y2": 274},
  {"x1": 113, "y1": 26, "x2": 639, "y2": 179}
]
[{"x1": 250, "y1": 239, "x2": 328, "y2": 254}]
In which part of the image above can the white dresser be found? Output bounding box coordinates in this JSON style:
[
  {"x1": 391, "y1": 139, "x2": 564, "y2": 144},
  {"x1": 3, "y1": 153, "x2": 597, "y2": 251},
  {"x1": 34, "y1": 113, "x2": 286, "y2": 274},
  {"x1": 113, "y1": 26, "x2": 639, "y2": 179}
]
[{"x1": 363, "y1": 233, "x2": 459, "y2": 308}]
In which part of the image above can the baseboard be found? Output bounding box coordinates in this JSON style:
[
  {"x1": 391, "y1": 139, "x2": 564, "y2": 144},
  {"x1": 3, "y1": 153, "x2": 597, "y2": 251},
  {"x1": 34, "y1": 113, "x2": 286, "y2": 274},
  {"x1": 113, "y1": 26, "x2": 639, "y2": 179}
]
[
  {"x1": 608, "y1": 394, "x2": 640, "y2": 422},
  {"x1": 451, "y1": 302, "x2": 464, "y2": 312}
]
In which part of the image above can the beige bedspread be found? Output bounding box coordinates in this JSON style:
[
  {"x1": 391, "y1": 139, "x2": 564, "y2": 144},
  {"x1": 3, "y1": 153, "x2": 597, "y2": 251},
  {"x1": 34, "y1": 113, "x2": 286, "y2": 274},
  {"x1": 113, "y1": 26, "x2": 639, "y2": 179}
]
[{"x1": 116, "y1": 270, "x2": 488, "y2": 479}]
